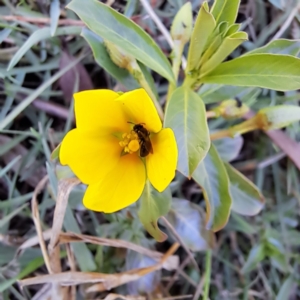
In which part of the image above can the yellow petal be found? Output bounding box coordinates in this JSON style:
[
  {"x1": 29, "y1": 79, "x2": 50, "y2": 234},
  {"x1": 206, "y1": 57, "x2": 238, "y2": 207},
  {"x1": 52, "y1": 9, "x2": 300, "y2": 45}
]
[
  {"x1": 116, "y1": 89, "x2": 162, "y2": 133},
  {"x1": 74, "y1": 89, "x2": 129, "y2": 133},
  {"x1": 60, "y1": 129, "x2": 120, "y2": 185},
  {"x1": 146, "y1": 128, "x2": 178, "y2": 192},
  {"x1": 83, "y1": 154, "x2": 146, "y2": 213}
]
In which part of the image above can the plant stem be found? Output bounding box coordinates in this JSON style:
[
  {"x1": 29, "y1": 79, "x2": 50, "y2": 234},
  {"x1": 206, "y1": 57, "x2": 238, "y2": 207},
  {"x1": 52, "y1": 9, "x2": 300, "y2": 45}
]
[
  {"x1": 203, "y1": 250, "x2": 212, "y2": 300},
  {"x1": 210, "y1": 129, "x2": 232, "y2": 140},
  {"x1": 206, "y1": 110, "x2": 216, "y2": 119},
  {"x1": 167, "y1": 41, "x2": 184, "y2": 102},
  {"x1": 210, "y1": 115, "x2": 261, "y2": 140}
]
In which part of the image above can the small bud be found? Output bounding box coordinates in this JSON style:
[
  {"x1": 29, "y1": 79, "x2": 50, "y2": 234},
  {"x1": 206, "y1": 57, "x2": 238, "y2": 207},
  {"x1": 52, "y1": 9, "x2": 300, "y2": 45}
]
[
  {"x1": 171, "y1": 2, "x2": 193, "y2": 44},
  {"x1": 104, "y1": 40, "x2": 135, "y2": 69},
  {"x1": 213, "y1": 99, "x2": 249, "y2": 119},
  {"x1": 256, "y1": 105, "x2": 300, "y2": 130}
]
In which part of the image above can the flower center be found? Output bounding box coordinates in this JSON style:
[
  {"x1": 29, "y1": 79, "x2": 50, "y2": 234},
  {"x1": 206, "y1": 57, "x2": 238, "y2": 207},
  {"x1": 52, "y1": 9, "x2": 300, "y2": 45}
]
[{"x1": 119, "y1": 131, "x2": 140, "y2": 154}]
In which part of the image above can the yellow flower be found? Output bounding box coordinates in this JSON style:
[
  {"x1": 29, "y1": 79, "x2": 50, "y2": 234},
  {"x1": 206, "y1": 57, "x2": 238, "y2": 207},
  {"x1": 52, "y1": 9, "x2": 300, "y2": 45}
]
[{"x1": 59, "y1": 88, "x2": 178, "y2": 213}]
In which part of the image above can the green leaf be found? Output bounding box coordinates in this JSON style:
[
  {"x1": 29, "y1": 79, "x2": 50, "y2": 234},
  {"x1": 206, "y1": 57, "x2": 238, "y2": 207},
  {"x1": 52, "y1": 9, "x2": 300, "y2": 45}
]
[
  {"x1": 64, "y1": 206, "x2": 97, "y2": 271},
  {"x1": 167, "y1": 198, "x2": 215, "y2": 251},
  {"x1": 201, "y1": 31, "x2": 248, "y2": 76},
  {"x1": 50, "y1": 0, "x2": 60, "y2": 36},
  {"x1": 228, "y1": 212, "x2": 257, "y2": 234},
  {"x1": 200, "y1": 54, "x2": 300, "y2": 91},
  {"x1": 224, "y1": 23, "x2": 240, "y2": 37},
  {"x1": 67, "y1": 0, "x2": 175, "y2": 84},
  {"x1": 0, "y1": 203, "x2": 28, "y2": 228},
  {"x1": 224, "y1": 163, "x2": 265, "y2": 216},
  {"x1": 171, "y1": 2, "x2": 193, "y2": 44},
  {"x1": 276, "y1": 276, "x2": 294, "y2": 300},
  {"x1": 211, "y1": 0, "x2": 240, "y2": 26},
  {"x1": 138, "y1": 181, "x2": 171, "y2": 242},
  {"x1": 193, "y1": 144, "x2": 232, "y2": 231},
  {"x1": 7, "y1": 26, "x2": 82, "y2": 71},
  {"x1": 164, "y1": 87, "x2": 210, "y2": 177},
  {"x1": 258, "y1": 105, "x2": 300, "y2": 130},
  {"x1": 81, "y1": 28, "x2": 138, "y2": 89},
  {"x1": 244, "y1": 39, "x2": 300, "y2": 56},
  {"x1": 241, "y1": 244, "x2": 265, "y2": 273},
  {"x1": 50, "y1": 143, "x2": 61, "y2": 160},
  {"x1": 199, "y1": 84, "x2": 259, "y2": 104},
  {"x1": 126, "y1": 251, "x2": 160, "y2": 294},
  {"x1": 213, "y1": 136, "x2": 243, "y2": 162},
  {"x1": 1, "y1": 55, "x2": 84, "y2": 130},
  {"x1": 198, "y1": 35, "x2": 222, "y2": 70},
  {"x1": 186, "y1": 2, "x2": 216, "y2": 72}
]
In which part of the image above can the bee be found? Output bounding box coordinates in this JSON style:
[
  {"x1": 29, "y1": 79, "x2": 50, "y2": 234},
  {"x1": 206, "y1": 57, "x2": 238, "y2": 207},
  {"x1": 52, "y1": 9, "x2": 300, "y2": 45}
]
[
  {"x1": 128, "y1": 122, "x2": 153, "y2": 157},
  {"x1": 234, "y1": 97, "x2": 242, "y2": 108}
]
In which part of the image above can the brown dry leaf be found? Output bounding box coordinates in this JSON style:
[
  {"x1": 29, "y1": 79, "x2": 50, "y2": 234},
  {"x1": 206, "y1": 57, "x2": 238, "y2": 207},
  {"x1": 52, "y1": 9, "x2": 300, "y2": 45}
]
[
  {"x1": 59, "y1": 51, "x2": 93, "y2": 104},
  {"x1": 48, "y1": 178, "x2": 80, "y2": 273},
  {"x1": 86, "y1": 243, "x2": 179, "y2": 292},
  {"x1": 17, "y1": 229, "x2": 52, "y2": 254},
  {"x1": 31, "y1": 175, "x2": 51, "y2": 273},
  {"x1": 66, "y1": 243, "x2": 76, "y2": 300},
  {"x1": 20, "y1": 243, "x2": 179, "y2": 292},
  {"x1": 59, "y1": 231, "x2": 179, "y2": 270},
  {"x1": 102, "y1": 294, "x2": 146, "y2": 300}
]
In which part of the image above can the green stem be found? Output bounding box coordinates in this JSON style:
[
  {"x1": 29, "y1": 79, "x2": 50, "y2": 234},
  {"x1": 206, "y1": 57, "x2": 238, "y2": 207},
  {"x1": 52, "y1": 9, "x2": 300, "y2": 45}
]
[
  {"x1": 166, "y1": 41, "x2": 184, "y2": 102},
  {"x1": 203, "y1": 250, "x2": 212, "y2": 300}
]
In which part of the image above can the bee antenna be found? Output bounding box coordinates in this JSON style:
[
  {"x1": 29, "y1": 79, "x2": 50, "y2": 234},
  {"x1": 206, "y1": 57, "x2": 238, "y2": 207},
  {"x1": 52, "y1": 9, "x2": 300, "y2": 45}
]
[{"x1": 127, "y1": 121, "x2": 135, "y2": 124}]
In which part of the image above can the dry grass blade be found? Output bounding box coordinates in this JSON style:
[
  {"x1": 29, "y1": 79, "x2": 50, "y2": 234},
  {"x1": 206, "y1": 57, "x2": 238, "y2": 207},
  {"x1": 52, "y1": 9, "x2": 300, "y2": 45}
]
[
  {"x1": 20, "y1": 243, "x2": 179, "y2": 291},
  {"x1": 102, "y1": 294, "x2": 146, "y2": 300},
  {"x1": 59, "y1": 232, "x2": 179, "y2": 270},
  {"x1": 17, "y1": 229, "x2": 52, "y2": 254},
  {"x1": 31, "y1": 175, "x2": 51, "y2": 273},
  {"x1": 66, "y1": 244, "x2": 76, "y2": 300},
  {"x1": 86, "y1": 243, "x2": 179, "y2": 292},
  {"x1": 48, "y1": 178, "x2": 80, "y2": 273}
]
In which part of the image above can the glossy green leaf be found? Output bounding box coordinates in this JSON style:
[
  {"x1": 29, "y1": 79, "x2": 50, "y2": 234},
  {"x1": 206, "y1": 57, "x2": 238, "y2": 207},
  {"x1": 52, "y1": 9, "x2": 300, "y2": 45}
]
[
  {"x1": 81, "y1": 28, "x2": 138, "y2": 89},
  {"x1": 167, "y1": 198, "x2": 215, "y2": 251},
  {"x1": 225, "y1": 163, "x2": 265, "y2": 216},
  {"x1": 224, "y1": 23, "x2": 240, "y2": 37},
  {"x1": 244, "y1": 39, "x2": 300, "y2": 56},
  {"x1": 211, "y1": 0, "x2": 240, "y2": 26},
  {"x1": 164, "y1": 87, "x2": 210, "y2": 177},
  {"x1": 241, "y1": 244, "x2": 265, "y2": 273},
  {"x1": 171, "y1": 2, "x2": 193, "y2": 44},
  {"x1": 201, "y1": 31, "x2": 248, "y2": 76},
  {"x1": 138, "y1": 181, "x2": 171, "y2": 242},
  {"x1": 213, "y1": 136, "x2": 243, "y2": 162},
  {"x1": 193, "y1": 144, "x2": 232, "y2": 231},
  {"x1": 7, "y1": 26, "x2": 82, "y2": 71},
  {"x1": 198, "y1": 35, "x2": 222, "y2": 69},
  {"x1": 200, "y1": 54, "x2": 300, "y2": 91},
  {"x1": 186, "y1": 2, "x2": 216, "y2": 73},
  {"x1": 67, "y1": 0, "x2": 175, "y2": 83},
  {"x1": 258, "y1": 105, "x2": 300, "y2": 130},
  {"x1": 199, "y1": 84, "x2": 259, "y2": 104}
]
